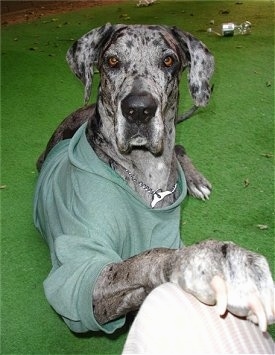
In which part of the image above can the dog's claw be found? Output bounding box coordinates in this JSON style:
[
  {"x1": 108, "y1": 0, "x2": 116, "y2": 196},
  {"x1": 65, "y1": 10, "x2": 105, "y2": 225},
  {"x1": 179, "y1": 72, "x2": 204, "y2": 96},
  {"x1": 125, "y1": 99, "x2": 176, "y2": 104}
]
[
  {"x1": 211, "y1": 275, "x2": 227, "y2": 315},
  {"x1": 172, "y1": 241, "x2": 274, "y2": 334},
  {"x1": 248, "y1": 294, "x2": 268, "y2": 332},
  {"x1": 200, "y1": 185, "x2": 211, "y2": 200},
  {"x1": 211, "y1": 276, "x2": 270, "y2": 332},
  {"x1": 187, "y1": 184, "x2": 211, "y2": 200}
]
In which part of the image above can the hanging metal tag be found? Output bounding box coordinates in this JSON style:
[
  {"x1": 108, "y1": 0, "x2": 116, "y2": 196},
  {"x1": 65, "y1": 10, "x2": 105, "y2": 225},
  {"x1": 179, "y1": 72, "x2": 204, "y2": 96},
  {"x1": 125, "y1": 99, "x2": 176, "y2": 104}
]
[{"x1": 151, "y1": 184, "x2": 177, "y2": 208}]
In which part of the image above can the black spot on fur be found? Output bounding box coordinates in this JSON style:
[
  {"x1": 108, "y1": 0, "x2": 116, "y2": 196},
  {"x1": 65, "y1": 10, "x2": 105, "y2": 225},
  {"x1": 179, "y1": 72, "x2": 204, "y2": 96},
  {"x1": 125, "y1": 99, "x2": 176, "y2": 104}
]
[
  {"x1": 124, "y1": 62, "x2": 130, "y2": 72},
  {"x1": 175, "y1": 145, "x2": 186, "y2": 156},
  {"x1": 79, "y1": 62, "x2": 85, "y2": 78},
  {"x1": 71, "y1": 41, "x2": 79, "y2": 56},
  {"x1": 109, "y1": 159, "x2": 117, "y2": 170},
  {"x1": 148, "y1": 25, "x2": 161, "y2": 31},
  {"x1": 126, "y1": 40, "x2": 133, "y2": 48},
  {"x1": 191, "y1": 84, "x2": 199, "y2": 94},
  {"x1": 152, "y1": 39, "x2": 160, "y2": 46},
  {"x1": 89, "y1": 105, "x2": 102, "y2": 132},
  {"x1": 221, "y1": 244, "x2": 228, "y2": 258},
  {"x1": 186, "y1": 33, "x2": 193, "y2": 42},
  {"x1": 62, "y1": 128, "x2": 78, "y2": 140}
]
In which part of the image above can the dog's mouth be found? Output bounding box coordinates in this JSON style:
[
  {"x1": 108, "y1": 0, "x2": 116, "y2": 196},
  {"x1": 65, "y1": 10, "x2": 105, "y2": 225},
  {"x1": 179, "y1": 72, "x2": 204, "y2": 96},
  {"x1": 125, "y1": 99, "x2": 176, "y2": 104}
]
[
  {"x1": 115, "y1": 113, "x2": 165, "y2": 155},
  {"x1": 129, "y1": 134, "x2": 149, "y2": 147},
  {"x1": 117, "y1": 131, "x2": 163, "y2": 155}
]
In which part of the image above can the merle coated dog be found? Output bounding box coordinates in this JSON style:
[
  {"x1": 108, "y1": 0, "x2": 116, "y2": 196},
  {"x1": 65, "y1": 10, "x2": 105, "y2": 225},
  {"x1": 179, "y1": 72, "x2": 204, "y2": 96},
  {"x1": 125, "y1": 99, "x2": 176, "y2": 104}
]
[{"x1": 34, "y1": 24, "x2": 274, "y2": 333}]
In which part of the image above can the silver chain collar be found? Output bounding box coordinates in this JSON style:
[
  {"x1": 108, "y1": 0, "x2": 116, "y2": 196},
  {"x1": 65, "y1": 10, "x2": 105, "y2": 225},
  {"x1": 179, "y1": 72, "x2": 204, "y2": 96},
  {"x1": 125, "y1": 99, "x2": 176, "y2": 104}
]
[{"x1": 124, "y1": 169, "x2": 177, "y2": 208}]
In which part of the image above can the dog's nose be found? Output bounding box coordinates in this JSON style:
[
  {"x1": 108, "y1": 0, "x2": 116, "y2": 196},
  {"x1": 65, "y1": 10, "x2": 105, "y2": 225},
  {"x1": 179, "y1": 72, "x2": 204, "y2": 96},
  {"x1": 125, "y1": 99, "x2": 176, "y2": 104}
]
[{"x1": 121, "y1": 93, "x2": 157, "y2": 124}]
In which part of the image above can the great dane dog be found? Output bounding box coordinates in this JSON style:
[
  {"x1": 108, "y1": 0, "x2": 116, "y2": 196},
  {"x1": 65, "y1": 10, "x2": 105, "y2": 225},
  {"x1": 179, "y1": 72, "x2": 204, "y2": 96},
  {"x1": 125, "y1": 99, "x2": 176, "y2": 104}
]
[{"x1": 34, "y1": 24, "x2": 274, "y2": 333}]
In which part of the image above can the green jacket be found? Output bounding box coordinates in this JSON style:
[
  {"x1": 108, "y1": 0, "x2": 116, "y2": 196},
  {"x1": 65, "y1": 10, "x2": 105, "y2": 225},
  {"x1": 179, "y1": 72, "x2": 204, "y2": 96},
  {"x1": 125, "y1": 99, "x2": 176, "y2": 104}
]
[{"x1": 34, "y1": 123, "x2": 187, "y2": 333}]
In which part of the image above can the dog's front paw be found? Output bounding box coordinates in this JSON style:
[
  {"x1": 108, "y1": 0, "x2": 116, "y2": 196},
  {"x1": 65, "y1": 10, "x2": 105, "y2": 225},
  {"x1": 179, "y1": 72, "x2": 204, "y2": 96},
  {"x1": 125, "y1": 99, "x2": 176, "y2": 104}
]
[
  {"x1": 175, "y1": 145, "x2": 212, "y2": 200},
  {"x1": 185, "y1": 170, "x2": 212, "y2": 201},
  {"x1": 222, "y1": 244, "x2": 275, "y2": 331},
  {"x1": 170, "y1": 240, "x2": 275, "y2": 331}
]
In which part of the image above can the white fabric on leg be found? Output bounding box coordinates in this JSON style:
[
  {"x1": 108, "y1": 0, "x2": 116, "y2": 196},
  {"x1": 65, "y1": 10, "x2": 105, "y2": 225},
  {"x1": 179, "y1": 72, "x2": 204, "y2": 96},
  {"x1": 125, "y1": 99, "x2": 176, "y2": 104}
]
[{"x1": 122, "y1": 282, "x2": 274, "y2": 354}]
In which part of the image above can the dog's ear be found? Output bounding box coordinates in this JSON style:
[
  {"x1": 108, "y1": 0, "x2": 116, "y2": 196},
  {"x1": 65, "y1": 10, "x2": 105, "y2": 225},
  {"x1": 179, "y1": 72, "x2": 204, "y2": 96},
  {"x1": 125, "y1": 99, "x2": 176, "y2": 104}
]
[
  {"x1": 171, "y1": 27, "x2": 214, "y2": 107},
  {"x1": 66, "y1": 23, "x2": 120, "y2": 105}
]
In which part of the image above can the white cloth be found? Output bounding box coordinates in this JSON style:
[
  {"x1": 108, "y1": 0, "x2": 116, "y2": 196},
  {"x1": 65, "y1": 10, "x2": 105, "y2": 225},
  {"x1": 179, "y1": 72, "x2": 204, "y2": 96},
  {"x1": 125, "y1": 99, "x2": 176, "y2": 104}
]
[{"x1": 123, "y1": 283, "x2": 274, "y2": 354}]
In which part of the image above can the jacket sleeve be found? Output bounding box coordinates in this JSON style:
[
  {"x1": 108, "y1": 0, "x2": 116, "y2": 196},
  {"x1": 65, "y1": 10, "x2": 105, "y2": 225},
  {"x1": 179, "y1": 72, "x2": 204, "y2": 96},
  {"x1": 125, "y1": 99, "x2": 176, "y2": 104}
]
[
  {"x1": 43, "y1": 231, "x2": 125, "y2": 333},
  {"x1": 34, "y1": 161, "x2": 129, "y2": 333},
  {"x1": 34, "y1": 138, "x2": 133, "y2": 333}
]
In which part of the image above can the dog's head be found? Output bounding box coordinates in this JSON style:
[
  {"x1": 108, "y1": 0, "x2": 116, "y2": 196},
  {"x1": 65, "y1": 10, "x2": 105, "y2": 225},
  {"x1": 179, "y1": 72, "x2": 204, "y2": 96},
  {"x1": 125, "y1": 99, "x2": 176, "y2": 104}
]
[{"x1": 67, "y1": 24, "x2": 214, "y2": 155}]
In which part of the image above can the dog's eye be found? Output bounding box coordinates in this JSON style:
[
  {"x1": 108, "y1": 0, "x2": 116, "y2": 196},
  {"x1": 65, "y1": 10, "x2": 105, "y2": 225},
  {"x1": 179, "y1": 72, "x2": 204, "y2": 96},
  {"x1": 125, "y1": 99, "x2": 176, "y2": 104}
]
[
  {"x1": 163, "y1": 56, "x2": 174, "y2": 68},
  {"x1": 108, "y1": 57, "x2": 119, "y2": 68}
]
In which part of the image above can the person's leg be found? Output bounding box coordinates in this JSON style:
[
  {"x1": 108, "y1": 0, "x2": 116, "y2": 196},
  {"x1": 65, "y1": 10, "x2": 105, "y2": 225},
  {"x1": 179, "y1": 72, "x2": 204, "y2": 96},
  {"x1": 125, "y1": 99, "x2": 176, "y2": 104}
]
[{"x1": 122, "y1": 282, "x2": 274, "y2": 354}]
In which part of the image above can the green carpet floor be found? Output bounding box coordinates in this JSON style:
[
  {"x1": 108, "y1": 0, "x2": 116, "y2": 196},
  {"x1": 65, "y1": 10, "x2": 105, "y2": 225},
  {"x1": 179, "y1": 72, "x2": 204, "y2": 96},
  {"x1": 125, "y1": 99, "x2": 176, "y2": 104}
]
[{"x1": 1, "y1": 1, "x2": 274, "y2": 354}]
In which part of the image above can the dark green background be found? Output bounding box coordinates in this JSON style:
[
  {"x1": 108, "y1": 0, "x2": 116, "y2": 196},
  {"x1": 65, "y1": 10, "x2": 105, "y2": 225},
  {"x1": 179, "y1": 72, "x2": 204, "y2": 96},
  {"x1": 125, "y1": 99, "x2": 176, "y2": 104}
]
[{"x1": 1, "y1": 1, "x2": 274, "y2": 354}]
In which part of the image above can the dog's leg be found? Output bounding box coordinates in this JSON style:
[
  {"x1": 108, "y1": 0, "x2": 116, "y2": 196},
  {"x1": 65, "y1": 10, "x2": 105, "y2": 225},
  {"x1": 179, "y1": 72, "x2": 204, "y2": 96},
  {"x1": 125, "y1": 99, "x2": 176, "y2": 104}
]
[
  {"x1": 37, "y1": 105, "x2": 95, "y2": 171},
  {"x1": 93, "y1": 248, "x2": 174, "y2": 324},
  {"x1": 93, "y1": 241, "x2": 274, "y2": 331},
  {"x1": 175, "y1": 145, "x2": 212, "y2": 200}
]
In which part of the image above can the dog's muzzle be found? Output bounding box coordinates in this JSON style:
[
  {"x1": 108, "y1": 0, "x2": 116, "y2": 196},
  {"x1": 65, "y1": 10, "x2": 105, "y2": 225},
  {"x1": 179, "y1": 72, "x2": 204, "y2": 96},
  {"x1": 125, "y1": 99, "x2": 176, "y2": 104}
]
[{"x1": 117, "y1": 92, "x2": 164, "y2": 155}]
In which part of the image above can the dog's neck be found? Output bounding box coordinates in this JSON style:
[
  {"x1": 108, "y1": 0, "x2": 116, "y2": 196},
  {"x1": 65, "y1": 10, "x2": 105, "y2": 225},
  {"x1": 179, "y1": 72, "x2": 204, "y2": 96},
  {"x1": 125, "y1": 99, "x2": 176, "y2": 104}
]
[{"x1": 86, "y1": 104, "x2": 179, "y2": 207}]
